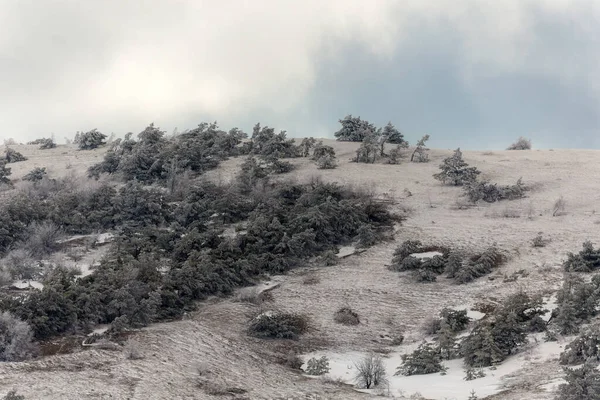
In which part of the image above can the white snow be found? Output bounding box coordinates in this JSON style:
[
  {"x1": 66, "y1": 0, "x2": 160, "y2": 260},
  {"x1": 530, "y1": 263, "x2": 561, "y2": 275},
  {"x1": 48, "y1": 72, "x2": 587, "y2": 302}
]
[
  {"x1": 11, "y1": 280, "x2": 44, "y2": 290},
  {"x1": 410, "y1": 251, "x2": 443, "y2": 259},
  {"x1": 337, "y1": 246, "x2": 356, "y2": 258},
  {"x1": 302, "y1": 336, "x2": 566, "y2": 399}
]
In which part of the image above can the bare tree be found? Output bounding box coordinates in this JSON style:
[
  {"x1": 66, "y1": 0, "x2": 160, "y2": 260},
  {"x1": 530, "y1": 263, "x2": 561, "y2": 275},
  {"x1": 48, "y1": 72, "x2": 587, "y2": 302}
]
[{"x1": 354, "y1": 353, "x2": 388, "y2": 389}]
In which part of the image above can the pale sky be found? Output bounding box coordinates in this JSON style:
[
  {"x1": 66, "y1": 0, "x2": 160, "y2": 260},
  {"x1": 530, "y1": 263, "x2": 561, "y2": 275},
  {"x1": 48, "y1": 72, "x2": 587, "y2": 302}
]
[{"x1": 1, "y1": 0, "x2": 599, "y2": 149}]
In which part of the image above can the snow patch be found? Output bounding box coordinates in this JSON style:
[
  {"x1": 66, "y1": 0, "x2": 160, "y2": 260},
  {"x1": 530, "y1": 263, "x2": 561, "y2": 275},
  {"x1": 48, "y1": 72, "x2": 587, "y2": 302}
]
[
  {"x1": 302, "y1": 338, "x2": 565, "y2": 399},
  {"x1": 410, "y1": 251, "x2": 443, "y2": 259},
  {"x1": 11, "y1": 280, "x2": 44, "y2": 290}
]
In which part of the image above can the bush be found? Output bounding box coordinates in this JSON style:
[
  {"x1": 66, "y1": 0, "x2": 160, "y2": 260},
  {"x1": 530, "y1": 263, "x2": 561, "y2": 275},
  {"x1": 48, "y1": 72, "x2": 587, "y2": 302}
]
[
  {"x1": 75, "y1": 129, "x2": 107, "y2": 150},
  {"x1": 507, "y1": 137, "x2": 531, "y2": 150},
  {"x1": 247, "y1": 312, "x2": 309, "y2": 340},
  {"x1": 0, "y1": 161, "x2": 11, "y2": 186},
  {"x1": 29, "y1": 138, "x2": 57, "y2": 150},
  {"x1": 3, "y1": 249, "x2": 37, "y2": 280},
  {"x1": 22, "y1": 167, "x2": 47, "y2": 182},
  {"x1": 532, "y1": 233, "x2": 548, "y2": 248},
  {"x1": 464, "y1": 178, "x2": 527, "y2": 203},
  {"x1": 2, "y1": 391, "x2": 25, "y2": 400},
  {"x1": 396, "y1": 342, "x2": 446, "y2": 376},
  {"x1": 355, "y1": 131, "x2": 379, "y2": 163},
  {"x1": 299, "y1": 138, "x2": 317, "y2": 157},
  {"x1": 433, "y1": 148, "x2": 480, "y2": 186},
  {"x1": 4, "y1": 148, "x2": 27, "y2": 163},
  {"x1": 556, "y1": 361, "x2": 600, "y2": 400},
  {"x1": 0, "y1": 312, "x2": 37, "y2": 361},
  {"x1": 354, "y1": 354, "x2": 388, "y2": 389},
  {"x1": 23, "y1": 221, "x2": 63, "y2": 258},
  {"x1": 563, "y1": 241, "x2": 600, "y2": 272},
  {"x1": 553, "y1": 274, "x2": 600, "y2": 334},
  {"x1": 315, "y1": 154, "x2": 337, "y2": 169},
  {"x1": 464, "y1": 367, "x2": 486, "y2": 381},
  {"x1": 305, "y1": 356, "x2": 330, "y2": 376},
  {"x1": 560, "y1": 329, "x2": 600, "y2": 365},
  {"x1": 334, "y1": 307, "x2": 360, "y2": 325}
]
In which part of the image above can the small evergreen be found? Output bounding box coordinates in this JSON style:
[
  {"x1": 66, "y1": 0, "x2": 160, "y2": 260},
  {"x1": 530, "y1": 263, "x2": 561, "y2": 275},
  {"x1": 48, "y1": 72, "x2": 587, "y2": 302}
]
[
  {"x1": 433, "y1": 148, "x2": 480, "y2": 186},
  {"x1": 396, "y1": 342, "x2": 446, "y2": 376},
  {"x1": 4, "y1": 148, "x2": 27, "y2": 163}
]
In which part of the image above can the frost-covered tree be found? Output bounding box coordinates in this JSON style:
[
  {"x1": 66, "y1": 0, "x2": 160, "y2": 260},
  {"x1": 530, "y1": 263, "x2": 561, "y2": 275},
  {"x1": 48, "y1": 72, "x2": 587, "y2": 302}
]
[
  {"x1": 557, "y1": 361, "x2": 600, "y2": 400},
  {"x1": 75, "y1": 128, "x2": 107, "y2": 150},
  {"x1": 379, "y1": 122, "x2": 408, "y2": 156},
  {"x1": 355, "y1": 129, "x2": 380, "y2": 163},
  {"x1": 410, "y1": 135, "x2": 430, "y2": 162},
  {"x1": 0, "y1": 312, "x2": 37, "y2": 361},
  {"x1": 334, "y1": 115, "x2": 377, "y2": 142},
  {"x1": 4, "y1": 148, "x2": 27, "y2": 163},
  {"x1": 433, "y1": 148, "x2": 480, "y2": 186}
]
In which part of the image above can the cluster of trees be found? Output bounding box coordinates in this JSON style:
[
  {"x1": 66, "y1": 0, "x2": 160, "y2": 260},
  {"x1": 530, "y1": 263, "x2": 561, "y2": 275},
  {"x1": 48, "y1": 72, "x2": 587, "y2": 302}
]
[
  {"x1": 434, "y1": 148, "x2": 527, "y2": 203},
  {"x1": 333, "y1": 115, "x2": 428, "y2": 164},
  {"x1": 0, "y1": 122, "x2": 397, "y2": 342},
  {"x1": 27, "y1": 138, "x2": 56, "y2": 149},
  {"x1": 389, "y1": 240, "x2": 505, "y2": 283}
]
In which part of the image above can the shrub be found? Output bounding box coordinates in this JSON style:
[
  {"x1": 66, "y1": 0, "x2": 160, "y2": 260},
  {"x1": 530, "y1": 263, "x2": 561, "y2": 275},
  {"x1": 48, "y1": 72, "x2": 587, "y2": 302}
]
[
  {"x1": 29, "y1": 138, "x2": 57, "y2": 150},
  {"x1": 0, "y1": 161, "x2": 11, "y2": 186},
  {"x1": 75, "y1": 129, "x2": 107, "y2": 150},
  {"x1": 388, "y1": 145, "x2": 404, "y2": 164},
  {"x1": 556, "y1": 361, "x2": 600, "y2": 400},
  {"x1": 23, "y1": 167, "x2": 47, "y2": 182},
  {"x1": 507, "y1": 137, "x2": 531, "y2": 150},
  {"x1": 410, "y1": 135, "x2": 430, "y2": 162},
  {"x1": 563, "y1": 241, "x2": 600, "y2": 272},
  {"x1": 560, "y1": 329, "x2": 600, "y2": 365},
  {"x1": 464, "y1": 367, "x2": 486, "y2": 381},
  {"x1": 354, "y1": 353, "x2": 388, "y2": 389},
  {"x1": 334, "y1": 115, "x2": 377, "y2": 142},
  {"x1": 247, "y1": 312, "x2": 309, "y2": 340},
  {"x1": 2, "y1": 391, "x2": 25, "y2": 400},
  {"x1": 454, "y1": 246, "x2": 504, "y2": 284},
  {"x1": 355, "y1": 130, "x2": 380, "y2": 163},
  {"x1": 532, "y1": 233, "x2": 548, "y2": 248},
  {"x1": 4, "y1": 148, "x2": 27, "y2": 163},
  {"x1": 305, "y1": 356, "x2": 330, "y2": 375},
  {"x1": 381, "y1": 122, "x2": 408, "y2": 150},
  {"x1": 299, "y1": 137, "x2": 317, "y2": 157},
  {"x1": 464, "y1": 178, "x2": 526, "y2": 203},
  {"x1": 315, "y1": 154, "x2": 337, "y2": 169},
  {"x1": 23, "y1": 221, "x2": 63, "y2": 258},
  {"x1": 433, "y1": 148, "x2": 480, "y2": 186},
  {"x1": 334, "y1": 307, "x2": 360, "y2": 325},
  {"x1": 0, "y1": 312, "x2": 37, "y2": 361},
  {"x1": 396, "y1": 342, "x2": 446, "y2": 376},
  {"x1": 3, "y1": 249, "x2": 37, "y2": 280},
  {"x1": 553, "y1": 274, "x2": 600, "y2": 334}
]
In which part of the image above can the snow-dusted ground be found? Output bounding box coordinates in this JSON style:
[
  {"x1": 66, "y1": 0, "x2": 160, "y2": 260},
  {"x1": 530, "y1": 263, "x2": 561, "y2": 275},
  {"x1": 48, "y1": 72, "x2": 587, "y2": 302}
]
[{"x1": 0, "y1": 141, "x2": 597, "y2": 399}]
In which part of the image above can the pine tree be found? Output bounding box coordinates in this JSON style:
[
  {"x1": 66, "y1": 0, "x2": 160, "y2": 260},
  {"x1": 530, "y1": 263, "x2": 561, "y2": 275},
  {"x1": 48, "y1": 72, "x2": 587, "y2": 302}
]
[
  {"x1": 438, "y1": 321, "x2": 457, "y2": 360},
  {"x1": 410, "y1": 135, "x2": 430, "y2": 162},
  {"x1": 433, "y1": 148, "x2": 481, "y2": 186}
]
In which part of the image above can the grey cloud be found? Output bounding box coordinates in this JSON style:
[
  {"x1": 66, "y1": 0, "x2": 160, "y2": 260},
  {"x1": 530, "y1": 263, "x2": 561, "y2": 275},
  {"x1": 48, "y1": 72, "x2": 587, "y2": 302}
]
[{"x1": 0, "y1": 1, "x2": 599, "y2": 149}]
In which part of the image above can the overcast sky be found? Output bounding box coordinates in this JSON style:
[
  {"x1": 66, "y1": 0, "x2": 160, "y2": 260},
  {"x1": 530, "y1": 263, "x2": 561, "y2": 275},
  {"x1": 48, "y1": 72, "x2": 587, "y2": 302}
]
[{"x1": 1, "y1": 0, "x2": 599, "y2": 149}]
